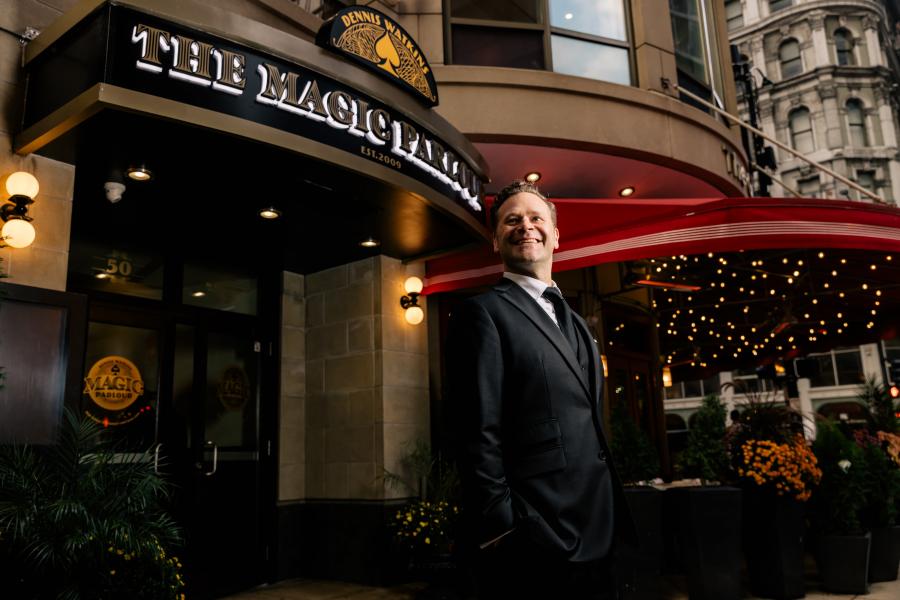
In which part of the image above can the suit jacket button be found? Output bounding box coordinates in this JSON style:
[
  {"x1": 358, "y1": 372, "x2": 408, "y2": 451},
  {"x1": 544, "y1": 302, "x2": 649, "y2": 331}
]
[{"x1": 598, "y1": 451, "x2": 607, "y2": 461}]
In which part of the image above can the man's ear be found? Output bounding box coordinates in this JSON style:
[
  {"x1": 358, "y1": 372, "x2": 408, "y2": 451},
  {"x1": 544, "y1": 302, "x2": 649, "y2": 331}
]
[
  {"x1": 554, "y1": 227, "x2": 560, "y2": 250},
  {"x1": 492, "y1": 233, "x2": 500, "y2": 253}
]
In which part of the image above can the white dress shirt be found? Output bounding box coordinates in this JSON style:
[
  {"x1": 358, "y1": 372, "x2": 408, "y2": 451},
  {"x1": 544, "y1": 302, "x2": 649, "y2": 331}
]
[{"x1": 503, "y1": 272, "x2": 561, "y2": 326}]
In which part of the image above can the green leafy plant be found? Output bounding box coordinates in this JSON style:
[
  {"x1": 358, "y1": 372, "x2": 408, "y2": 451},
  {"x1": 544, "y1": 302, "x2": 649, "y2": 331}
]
[
  {"x1": 382, "y1": 439, "x2": 460, "y2": 503},
  {"x1": 858, "y1": 376, "x2": 898, "y2": 434},
  {"x1": 609, "y1": 403, "x2": 660, "y2": 484},
  {"x1": 854, "y1": 429, "x2": 900, "y2": 529},
  {"x1": 810, "y1": 421, "x2": 869, "y2": 535},
  {"x1": 677, "y1": 394, "x2": 730, "y2": 482},
  {"x1": 0, "y1": 408, "x2": 184, "y2": 599}
]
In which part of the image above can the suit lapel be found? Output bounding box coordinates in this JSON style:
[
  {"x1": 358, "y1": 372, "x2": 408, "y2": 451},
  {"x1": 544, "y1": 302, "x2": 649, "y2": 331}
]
[{"x1": 495, "y1": 279, "x2": 591, "y2": 399}]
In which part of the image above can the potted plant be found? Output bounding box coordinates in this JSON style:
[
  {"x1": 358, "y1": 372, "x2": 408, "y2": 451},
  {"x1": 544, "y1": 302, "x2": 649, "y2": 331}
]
[
  {"x1": 0, "y1": 409, "x2": 184, "y2": 599},
  {"x1": 383, "y1": 440, "x2": 462, "y2": 592},
  {"x1": 609, "y1": 403, "x2": 663, "y2": 600},
  {"x1": 809, "y1": 420, "x2": 870, "y2": 594},
  {"x1": 667, "y1": 394, "x2": 742, "y2": 600},
  {"x1": 856, "y1": 429, "x2": 900, "y2": 582},
  {"x1": 728, "y1": 389, "x2": 821, "y2": 600}
]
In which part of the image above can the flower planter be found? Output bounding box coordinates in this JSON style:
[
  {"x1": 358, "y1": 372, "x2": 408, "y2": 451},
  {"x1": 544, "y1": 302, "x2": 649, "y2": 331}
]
[
  {"x1": 815, "y1": 532, "x2": 870, "y2": 594},
  {"x1": 663, "y1": 486, "x2": 742, "y2": 600},
  {"x1": 868, "y1": 525, "x2": 900, "y2": 582},
  {"x1": 742, "y1": 488, "x2": 806, "y2": 599}
]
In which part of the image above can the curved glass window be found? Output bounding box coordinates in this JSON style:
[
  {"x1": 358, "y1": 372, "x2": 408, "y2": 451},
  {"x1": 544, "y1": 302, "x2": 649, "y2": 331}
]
[
  {"x1": 846, "y1": 99, "x2": 868, "y2": 147},
  {"x1": 779, "y1": 40, "x2": 802, "y2": 79},
  {"x1": 789, "y1": 107, "x2": 814, "y2": 153},
  {"x1": 448, "y1": 0, "x2": 631, "y2": 85},
  {"x1": 834, "y1": 29, "x2": 855, "y2": 66},
  {"x1": 769, "y1": 0, "x2": 792, "y2": 12}
]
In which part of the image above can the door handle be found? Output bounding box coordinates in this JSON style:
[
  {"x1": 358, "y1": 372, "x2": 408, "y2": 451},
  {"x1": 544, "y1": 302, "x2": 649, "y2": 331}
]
[
  {"x1": 153, "y1": 443, "x2": 163, "y2": 474},
  {"x1": 203, "y1": 441, "x2": 218, "y2": 477}
]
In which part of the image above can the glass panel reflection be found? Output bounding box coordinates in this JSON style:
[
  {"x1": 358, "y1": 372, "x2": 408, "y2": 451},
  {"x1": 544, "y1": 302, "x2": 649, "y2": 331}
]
[
  {"x1": 550, "y1": 0, "x2": 626, "y2": 41},
  {"x1": 82, "y1": 322, "x2": 159, "y2": 449},
  {"x1": 450, "y1": 0, "x2": 540, "y2": 22},
  {"x1": 183, "y1": 262, "x2": 258, "y2": 315},
  {"x1": 69, "y1": 240, "x2": 164, "y2": 300},
  {"x1": 203, "y1": 331, "x2": 257, "y2": 449},
  {"x1": 551, "y1": 35, "x2": 630, "y2": 85}
]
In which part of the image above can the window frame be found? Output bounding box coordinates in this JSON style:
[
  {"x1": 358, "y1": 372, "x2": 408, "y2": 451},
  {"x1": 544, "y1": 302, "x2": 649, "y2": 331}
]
[
  {"x1": 725, "y1": 0, "x2": 743, "y2": 31},
  {"x1": 807, "y1": 347, "x2": 864, "y2": 388},
  {"x1": 846, "y1": 98, "x2": 869, "y2": 147},
  {"x1": 834, "y1": 28, "x2": 856, "y2": 66},
  {"x1": 779, "y1": 38, "x2": 802, "y2": 79},
  {"x1": 788, "y1": 106, "x2": 815, "y2": 153},
  {"x1": 444, "y1": 0, "x2": 635, "y2": 85},
  {"x1": 769, "y1": 0, "x2": 792, "y2": 13}
]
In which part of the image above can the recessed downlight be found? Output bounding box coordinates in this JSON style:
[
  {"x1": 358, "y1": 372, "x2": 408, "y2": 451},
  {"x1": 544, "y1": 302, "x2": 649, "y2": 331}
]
[
  {"x1": 359, "y1": 236, "x2": 380, "y2": 248},
  {"x1": 191, "y1": 290, "x2": 206, "y2": 298},
  {"x1": 126, "y1": 167, "x2": 152, "y2": 181},
  {"x1": 525, "y1": 172, "x2": 541, "y2": 183},
  {"x1": 258, "y1": 207, "x2": 281, "y2": 219},
  {"x1": 619, "y1": 186, "x2": 635, "y2": 197}
]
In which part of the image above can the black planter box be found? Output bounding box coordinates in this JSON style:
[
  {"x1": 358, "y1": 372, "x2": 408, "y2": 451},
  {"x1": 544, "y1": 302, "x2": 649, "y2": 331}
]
[
  {"x1": 742, "y1": 489, "x2": 806, "y2": 600},
  {"x1": 663, "y1": 486, "x2": 742, "y2": 600},
  {"x1": 815, "y1": 532, "x2": 870, "y2": 594},
  {"x1": 616, "y1": 487, "x2": 664, "y2": 599},
  {"x1": 869, "y1": 526, "x2": 900, "y2": 582}
]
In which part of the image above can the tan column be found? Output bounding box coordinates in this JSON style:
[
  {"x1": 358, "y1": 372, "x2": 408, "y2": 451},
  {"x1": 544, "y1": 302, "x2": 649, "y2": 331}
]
[{"x1": 629, "y1": 0, "x2": 678, "y2": 95}]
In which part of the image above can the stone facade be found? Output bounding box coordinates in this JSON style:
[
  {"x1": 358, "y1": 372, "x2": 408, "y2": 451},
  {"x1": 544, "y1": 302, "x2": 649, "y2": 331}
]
[
  {"x1": 278, "y1": 256, "x2": 429, "y2": 505},
  {"x1": 728, "y1": 0, "x2": 900, "y2": 202}
]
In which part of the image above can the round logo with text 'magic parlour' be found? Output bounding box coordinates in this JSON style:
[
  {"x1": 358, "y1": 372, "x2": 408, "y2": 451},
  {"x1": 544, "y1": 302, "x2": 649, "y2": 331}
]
[{"x1": 83, "y1": 355, "x2": 145, "y2": 412}]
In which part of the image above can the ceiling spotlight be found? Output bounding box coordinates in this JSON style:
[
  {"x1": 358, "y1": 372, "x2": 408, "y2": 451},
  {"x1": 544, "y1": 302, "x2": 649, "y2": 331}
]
[
  {"x1": 619, "y1": 186, "x2": 635, "y2": 197},
  {"x1": 525, "y1": 172, "x2": 541, "y2": 183},
  {"x1": 359, "y1": 236, "x2": 380, "y2": 248},
  {"x1": 258, "y1": 207, "x2": 281, "y2": 219},
  {"x1": 191, "y1": 290, "x2": 206, "y2": 298},
  {"x1": 126, "y1": 166, "x2": 152, "y2": 181}
]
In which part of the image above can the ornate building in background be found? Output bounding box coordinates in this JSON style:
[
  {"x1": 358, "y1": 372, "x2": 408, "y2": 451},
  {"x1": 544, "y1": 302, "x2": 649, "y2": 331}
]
[{"x1": 728, "y1": 0, "x2": 900, "y2": 202}]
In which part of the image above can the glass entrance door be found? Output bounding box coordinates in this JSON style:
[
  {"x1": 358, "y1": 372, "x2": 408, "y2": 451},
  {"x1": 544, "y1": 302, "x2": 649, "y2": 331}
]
[{"x1": 81, "y1": 305, "x2": 267, "y2": 599}]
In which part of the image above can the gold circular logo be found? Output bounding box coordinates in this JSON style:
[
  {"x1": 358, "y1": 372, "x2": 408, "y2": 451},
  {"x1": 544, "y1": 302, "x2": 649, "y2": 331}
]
[
  {"x1": 83, "y1": 356, "x2": 145, "y2": 411},
  {"x1": 218, "y1": 365, "x2": 250, "y2": 410}
]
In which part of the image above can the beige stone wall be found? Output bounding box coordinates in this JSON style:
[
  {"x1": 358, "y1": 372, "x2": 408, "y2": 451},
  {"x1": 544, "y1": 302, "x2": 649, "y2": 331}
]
[
  {"x1": 0, "y1": 0, "x2": 78, "y2": 291},
  {"x1": 296, "y1": 255, "x2": 428, "y2": 502},
  {"x1": 279, "y1": 271, "x2": 307, "y2": 501}
]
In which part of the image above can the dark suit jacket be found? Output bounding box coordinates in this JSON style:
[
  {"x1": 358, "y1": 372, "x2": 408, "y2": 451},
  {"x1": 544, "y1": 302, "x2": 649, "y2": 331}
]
[{"x1": 448, "y1": 277, "x2": 634, "y2": 562}]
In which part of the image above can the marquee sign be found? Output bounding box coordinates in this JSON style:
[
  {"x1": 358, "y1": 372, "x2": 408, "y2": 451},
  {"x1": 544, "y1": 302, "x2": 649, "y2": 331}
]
[
  {"x1": 315, "y1": 7, "x2": 439, "y2": 107},
  {"x1": 104, "y1": 7, "x2": 482, "y2": 215}
]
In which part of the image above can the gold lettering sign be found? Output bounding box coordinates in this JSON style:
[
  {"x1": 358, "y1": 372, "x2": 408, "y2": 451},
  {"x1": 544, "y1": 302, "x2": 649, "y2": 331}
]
[{"x1": 83, "y1": 356, "x2": 145, "y2": 411}]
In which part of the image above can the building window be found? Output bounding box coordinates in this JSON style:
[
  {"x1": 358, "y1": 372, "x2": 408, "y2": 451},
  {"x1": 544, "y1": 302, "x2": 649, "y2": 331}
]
[
  {"x1": 798, "y1": 177, "x2": 820, "y2": 197},
  {"x1": 725, "y1": 0, "x2": 743, "y2": 31},
  {"x1": 808, "y1": 348, "x2": 865, "y2": 387},
  {"x1": 834, "y1": 28, "x2": 855, "y2": 66},
  {"x1": 856, "y1": 170, "x2": 876, "y2": 200},
  {"x1": 769, "y1": 0, "x2": 792, "y2": 12},
  {"x1": 448, "y1": 0, "x2": 631, "y2": 85},
  {"x1": 669, "y1": 0, "x2": 727, "y2": 110},
  {"x1": 789, "y1": 107, "x2": 814, "y2": 153},
  {"x1": 665, "y1": 374, "x2": 720, "y2": 400},
  {"x1": 847, "y1": 99, "x2": 868, "y2": 147},
  {"x1": 779, "y1": 39, "x2": 802, "y2": 79}
]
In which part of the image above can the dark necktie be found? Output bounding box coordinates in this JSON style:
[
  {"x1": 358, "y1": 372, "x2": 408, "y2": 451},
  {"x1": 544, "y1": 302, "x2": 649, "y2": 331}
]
[{"x1": 542, "y1": 286, "x2": 579, "y2": 356}]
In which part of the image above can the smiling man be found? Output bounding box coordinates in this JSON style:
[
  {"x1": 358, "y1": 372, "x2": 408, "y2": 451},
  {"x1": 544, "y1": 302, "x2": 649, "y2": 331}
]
[{"x1": 447, "y1": 180, "x2": 632, "y2": 599}]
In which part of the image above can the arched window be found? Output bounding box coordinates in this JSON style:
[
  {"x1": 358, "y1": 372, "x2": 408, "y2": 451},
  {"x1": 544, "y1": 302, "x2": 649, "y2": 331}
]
[
  {"x1": 834, "y1": 29, "x2": 855, "y2": 65},
  {"x1": 846, "y1": 99, "x2": 868, "y2": 146},
  {"x1": 779, "y1": 39, "x2": 802, "y2": 79},
  {"x1": 789, "y1": 107, "x2": 814, "y2": 153}
]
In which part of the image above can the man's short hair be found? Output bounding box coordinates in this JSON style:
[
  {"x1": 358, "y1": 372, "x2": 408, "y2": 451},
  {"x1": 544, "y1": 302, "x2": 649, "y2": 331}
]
[{"x1": 491, "y1": 180, "x2": 557, "y2": 230}]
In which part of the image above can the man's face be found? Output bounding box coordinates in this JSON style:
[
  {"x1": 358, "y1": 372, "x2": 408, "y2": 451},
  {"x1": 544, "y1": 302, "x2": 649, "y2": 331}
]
[{"x1": 493, "y1": 192, "x2": 559, "y2": 278}]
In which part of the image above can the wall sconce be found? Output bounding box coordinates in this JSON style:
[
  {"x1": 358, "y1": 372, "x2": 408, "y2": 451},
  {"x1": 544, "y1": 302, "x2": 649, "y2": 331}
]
[
  {"x1": 400, "y1": 276, "x2": 424, "y2": 325},
  {"x1": 662, "y1": 365, "x2": 673, "y2": 388},
  {"x1": 600, "y1": 354, "x2": 609, "y2": 378},
  {"x1": 1, "y1": 171, "x2": 39, "y2": 249}
]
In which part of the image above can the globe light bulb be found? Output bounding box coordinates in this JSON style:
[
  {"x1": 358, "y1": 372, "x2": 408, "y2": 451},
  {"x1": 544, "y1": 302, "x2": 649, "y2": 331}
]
[
  {"x1": 405, "y1": 305, "x2": 424, "y2": 325},
  {"x1": 1, "y1": 219, "x2": 35, "y2": 248},
  {"x1": 404, "y1": 276, "x2": 424, "y2": 294},
  {"x1": 4, "y1": 171, "x2": 39, "y2": 199}
]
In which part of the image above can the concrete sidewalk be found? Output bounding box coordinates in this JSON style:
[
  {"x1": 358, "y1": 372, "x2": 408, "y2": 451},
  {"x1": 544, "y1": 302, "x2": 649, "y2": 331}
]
[{"x1": 221, "y1": 575, "x2": 900, "y2": 599}]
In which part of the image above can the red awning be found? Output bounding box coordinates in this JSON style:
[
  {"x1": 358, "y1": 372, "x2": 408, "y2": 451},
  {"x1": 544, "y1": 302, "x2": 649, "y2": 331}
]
[{"x1": 425, "y1": 197, "x2": 900, "y2": 293}]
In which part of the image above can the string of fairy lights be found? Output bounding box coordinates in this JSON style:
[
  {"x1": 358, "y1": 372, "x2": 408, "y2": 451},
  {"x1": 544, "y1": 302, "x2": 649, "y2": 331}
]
[{"x1": 615, "y1": 249, "x2": 900, "y2": 374}]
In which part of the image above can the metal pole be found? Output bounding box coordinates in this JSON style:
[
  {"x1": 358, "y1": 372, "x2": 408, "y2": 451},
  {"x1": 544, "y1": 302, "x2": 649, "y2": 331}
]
[{"x1": 659, "y1": 81, "x2": 885, "y2": 203}]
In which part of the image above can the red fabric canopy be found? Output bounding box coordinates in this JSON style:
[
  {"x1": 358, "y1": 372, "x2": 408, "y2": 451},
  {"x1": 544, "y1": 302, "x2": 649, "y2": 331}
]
[{"x1": 425, "y1": 197, "x2": 900, "y2": 294}]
